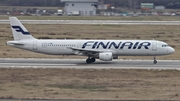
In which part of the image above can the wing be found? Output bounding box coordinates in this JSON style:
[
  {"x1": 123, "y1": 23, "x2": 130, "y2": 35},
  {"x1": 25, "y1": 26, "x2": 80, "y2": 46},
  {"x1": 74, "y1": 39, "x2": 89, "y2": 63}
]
[{"x1": 67, "y1": 47, "x2": 111, "y2": 56}]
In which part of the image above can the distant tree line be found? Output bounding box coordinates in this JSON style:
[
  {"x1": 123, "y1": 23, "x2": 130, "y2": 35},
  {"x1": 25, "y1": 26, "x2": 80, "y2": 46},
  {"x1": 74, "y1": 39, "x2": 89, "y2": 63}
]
[
  {"x1": 0, "y1": 0, "x2": 180, "y2": 9},
  {"x1": 0, "y1": 0, "x2": 64, "y2": 6},
  {"x1": 104, "y1": 0, "x2": 180, "y2": 9}
]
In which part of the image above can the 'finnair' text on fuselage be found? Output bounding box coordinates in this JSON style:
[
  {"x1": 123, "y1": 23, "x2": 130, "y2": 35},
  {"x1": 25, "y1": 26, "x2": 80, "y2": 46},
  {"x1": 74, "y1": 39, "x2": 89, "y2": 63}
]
[{"x1": 82, "y1": 41, "x2": 151, "y2": 49}]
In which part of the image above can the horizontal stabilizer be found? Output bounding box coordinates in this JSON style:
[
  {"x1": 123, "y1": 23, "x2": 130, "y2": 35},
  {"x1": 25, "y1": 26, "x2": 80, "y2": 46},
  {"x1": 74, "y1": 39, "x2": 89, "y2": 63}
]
[{"x1": 6, "y1": 41, "x2": 25, "y2": 46}]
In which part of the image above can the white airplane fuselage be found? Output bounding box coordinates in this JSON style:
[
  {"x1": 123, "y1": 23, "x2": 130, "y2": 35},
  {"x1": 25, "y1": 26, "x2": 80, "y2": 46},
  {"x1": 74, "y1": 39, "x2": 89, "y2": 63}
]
[{"x1": 7, "y1": 39, "x2": 174, "y2": 56}]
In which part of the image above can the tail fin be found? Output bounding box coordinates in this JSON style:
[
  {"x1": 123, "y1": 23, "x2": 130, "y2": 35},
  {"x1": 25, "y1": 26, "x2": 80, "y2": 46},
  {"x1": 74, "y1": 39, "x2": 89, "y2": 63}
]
[{"x1": 9, "y1": 17, "x2": 35, "y2": 41}]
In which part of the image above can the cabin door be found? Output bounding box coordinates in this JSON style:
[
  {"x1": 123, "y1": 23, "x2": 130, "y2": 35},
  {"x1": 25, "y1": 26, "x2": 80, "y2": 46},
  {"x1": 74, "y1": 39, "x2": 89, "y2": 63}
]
[
  {"x1": 77, "y1": 42, "x2": 82, "y2": 48},
  {"x1": 152, "y1": 41, "x2": 157, "y2": 51},
  {"x1": 33, "y1": 41, "x2": 37, "y2": 50}
]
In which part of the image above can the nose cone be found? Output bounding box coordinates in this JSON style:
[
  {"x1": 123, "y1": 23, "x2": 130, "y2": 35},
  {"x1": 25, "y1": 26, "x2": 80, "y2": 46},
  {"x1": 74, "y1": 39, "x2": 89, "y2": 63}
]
[{"x1": 169, "y1": 47, "x2": 175, "y2": 54}]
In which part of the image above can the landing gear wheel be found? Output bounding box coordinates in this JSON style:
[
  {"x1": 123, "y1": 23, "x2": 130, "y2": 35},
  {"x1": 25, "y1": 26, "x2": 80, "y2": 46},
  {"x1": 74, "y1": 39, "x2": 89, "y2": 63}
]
[
  {"x1": 86, "y1": 57, "x2": 96, "y2": 64},
  {"x1": 153, "y1": 56, "x2": 157, "y2": 64},
  {"x1": 153, "y1": 60, "x2": 157, "y2": 64},
  {"x1": 90, "y1": 58, "x2": 96, "y2": 63},
  {"x1": 86, "y1": 58, "x2": 92, "y2": 64}
]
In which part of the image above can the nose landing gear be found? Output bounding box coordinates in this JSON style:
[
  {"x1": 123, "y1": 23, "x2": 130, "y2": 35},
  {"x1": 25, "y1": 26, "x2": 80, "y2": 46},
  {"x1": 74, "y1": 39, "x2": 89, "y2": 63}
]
[{"x1": 153, "y1": 56, "x2": 157, "y2": 64}]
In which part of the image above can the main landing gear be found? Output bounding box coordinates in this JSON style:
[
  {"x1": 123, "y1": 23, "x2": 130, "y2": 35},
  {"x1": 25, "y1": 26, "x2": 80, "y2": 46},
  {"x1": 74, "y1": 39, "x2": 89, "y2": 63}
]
[
  {"x1": 153, "y1": 56, "x2": 157, "y2": 64},
  {"x1": 86, "y1": 57, "x2": 96, "y2": 64}
]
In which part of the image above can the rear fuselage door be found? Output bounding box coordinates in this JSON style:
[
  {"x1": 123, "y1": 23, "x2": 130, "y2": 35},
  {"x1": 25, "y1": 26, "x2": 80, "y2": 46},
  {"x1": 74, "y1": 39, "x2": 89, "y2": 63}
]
[{"x1": 33, "y1": 41, "x2": 37, "y2": 50}]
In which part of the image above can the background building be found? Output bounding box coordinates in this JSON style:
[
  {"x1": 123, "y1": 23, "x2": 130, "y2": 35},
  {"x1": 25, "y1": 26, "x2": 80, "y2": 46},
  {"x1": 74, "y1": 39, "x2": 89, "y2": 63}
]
[
  {"x1": 141, "y1": 3, "x2": 154, "y2": 10},
  {"x1": 61, "y1": 0, "x2": 98, "y2": 16},
  {"x1": 155, "y1": 6, "x2": 165, "y2": 10}
]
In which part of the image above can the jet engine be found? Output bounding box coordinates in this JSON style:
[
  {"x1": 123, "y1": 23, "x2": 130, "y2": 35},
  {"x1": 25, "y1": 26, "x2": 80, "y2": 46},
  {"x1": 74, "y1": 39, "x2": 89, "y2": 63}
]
[{"x1": 99, "y1": 52, "x2": 113, "y2": 61}]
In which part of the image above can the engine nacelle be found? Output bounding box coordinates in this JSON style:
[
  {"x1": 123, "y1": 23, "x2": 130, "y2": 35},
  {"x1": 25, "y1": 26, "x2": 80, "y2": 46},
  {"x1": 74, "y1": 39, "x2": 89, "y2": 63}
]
[{"x1": 99, "y1": 52, "x2": 113, "y2": 61}]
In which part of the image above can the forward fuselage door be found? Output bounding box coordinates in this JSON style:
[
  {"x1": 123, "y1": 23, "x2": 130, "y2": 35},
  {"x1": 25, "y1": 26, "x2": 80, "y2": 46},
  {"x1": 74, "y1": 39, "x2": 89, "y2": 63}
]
[{"x1": 152, "y1": 41, "x2": 157, "y2": 51}]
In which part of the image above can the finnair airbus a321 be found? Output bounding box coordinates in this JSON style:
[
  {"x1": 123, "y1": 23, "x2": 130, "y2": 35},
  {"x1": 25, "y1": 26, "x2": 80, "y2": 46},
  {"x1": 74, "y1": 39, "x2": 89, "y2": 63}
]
[{"x1": 7, "y1": 17, "x2": 175, "y2": 64}]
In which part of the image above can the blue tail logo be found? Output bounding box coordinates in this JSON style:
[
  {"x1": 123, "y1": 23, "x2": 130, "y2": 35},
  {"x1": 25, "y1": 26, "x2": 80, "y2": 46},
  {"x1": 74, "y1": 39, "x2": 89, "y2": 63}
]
[{"x1": 12, "y1": 26, "x2": 30, "y2": 35}]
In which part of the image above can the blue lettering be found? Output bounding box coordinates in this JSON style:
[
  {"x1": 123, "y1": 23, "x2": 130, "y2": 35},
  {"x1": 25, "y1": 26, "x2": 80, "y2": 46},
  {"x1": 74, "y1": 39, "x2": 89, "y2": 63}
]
[
  {"x1": 138, "y1": 42, "x2": 151, "y2": 49},
  {"x1": 108, "y1": 42, "x2": 121, "y2": 49},
  {"x1": 133, "y1": 42, "x2": 139, "y2": 49},
  {"x1": 82, "y1": 41, "x2": 94, "y2": 48},
  {"x1": 97, "y1": 42, "x2": 110, "y2": 49},
  {"x1": 120, "y1": 42, "x2": 133, "y2": 49},
  {"x1": 92, "y1": 41, "x2": 98, "y2": 49},
  {"x1": 81, "y1": 41, "x2": 151, "y2": 50}
]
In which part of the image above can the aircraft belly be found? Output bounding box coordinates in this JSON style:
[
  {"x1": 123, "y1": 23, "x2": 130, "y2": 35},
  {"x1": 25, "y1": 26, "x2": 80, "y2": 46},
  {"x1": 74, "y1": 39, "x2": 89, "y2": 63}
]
[{"x1": 117, "y1": 49, "x2": 152, "y2": 56}]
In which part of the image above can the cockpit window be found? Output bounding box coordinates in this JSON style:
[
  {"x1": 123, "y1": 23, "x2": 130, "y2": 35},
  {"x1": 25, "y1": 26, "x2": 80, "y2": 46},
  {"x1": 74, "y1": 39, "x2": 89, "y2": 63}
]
[{"x1": 162, "y1": 45, "x2": 169, "y2": 47}]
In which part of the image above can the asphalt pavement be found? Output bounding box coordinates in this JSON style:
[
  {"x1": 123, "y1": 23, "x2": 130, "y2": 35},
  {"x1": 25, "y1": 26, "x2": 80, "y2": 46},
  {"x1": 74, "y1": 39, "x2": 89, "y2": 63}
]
[{"x1": 0, "y1": 58, "x2": 179, "y2": 70}]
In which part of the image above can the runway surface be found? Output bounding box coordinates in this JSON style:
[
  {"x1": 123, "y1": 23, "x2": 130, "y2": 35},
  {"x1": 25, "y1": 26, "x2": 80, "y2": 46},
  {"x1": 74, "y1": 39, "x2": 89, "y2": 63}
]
[
  {"x1": 0, "y1": 99, "x2": 120, "y2": 101},
  {"x1": 1, "y1": 20, "x2": 180, "y2": 25},
  {"x1": 0, "y1": 58, "x2": 179, "y2": 70}
]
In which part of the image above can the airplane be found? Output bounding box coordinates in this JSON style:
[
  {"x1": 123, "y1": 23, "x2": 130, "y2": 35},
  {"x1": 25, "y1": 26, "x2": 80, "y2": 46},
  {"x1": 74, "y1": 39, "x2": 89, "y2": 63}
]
[{"x1": 7, "y1": 17, "x2": 175, "y2": 64}]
